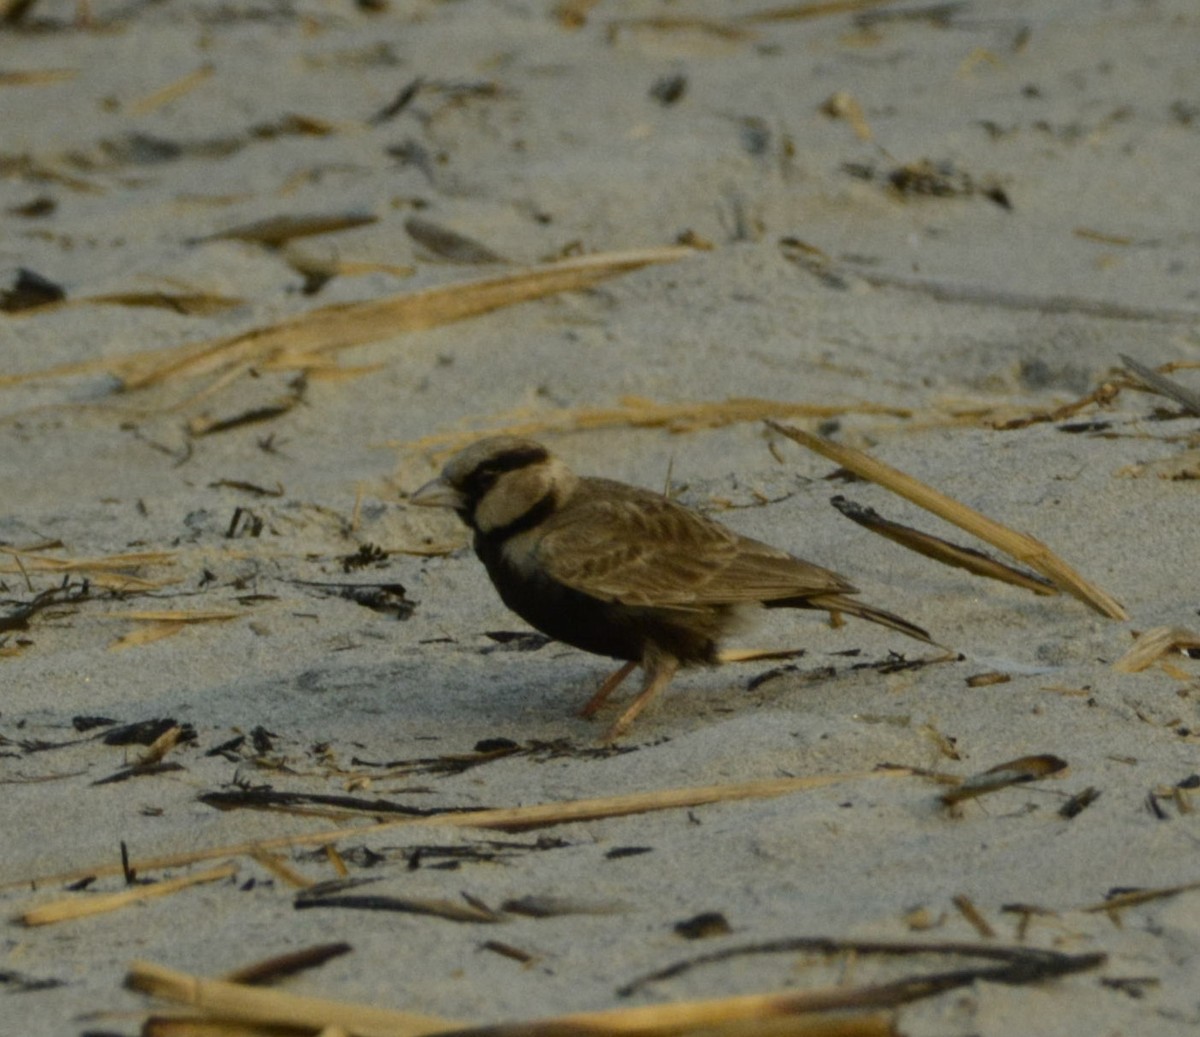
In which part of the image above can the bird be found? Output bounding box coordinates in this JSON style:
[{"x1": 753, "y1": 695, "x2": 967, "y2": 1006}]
[{"x1": 410, "y1": 436, "x2": 932, "y2": 739}]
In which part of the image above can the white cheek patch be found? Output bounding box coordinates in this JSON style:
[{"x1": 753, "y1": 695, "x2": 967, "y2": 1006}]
[
  {"x1": 473, "y1": 459, "x2": 577, "y2": 535},
  {"x1": 475, "y1": 472, "x2": 541, "y2": 532}
]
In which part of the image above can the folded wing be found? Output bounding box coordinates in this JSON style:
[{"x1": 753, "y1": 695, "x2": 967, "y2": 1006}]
[{"x1": 533, "y1": 481, "x2": 854, "y2": 607}]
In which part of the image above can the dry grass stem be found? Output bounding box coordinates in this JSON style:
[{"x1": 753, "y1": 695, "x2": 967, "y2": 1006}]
[
  {"x1": 125, "y1": 938, "x2": 1101, "y2": 1035},
  {"x1": 440, "y1": 997, "x2": 896, "y2": 1036},
  {"x1": 1119, "y1": 354, "x2": 1200, "y2": 416},
  {"x1": 141, "y1": 1018, "x2": 289, "y2": 1036},
  {"x1": 130, "y1": 960, "x2": 899, "y2": 1037},
  {"x1": 718, "y1": 647, "x2": 810, "y2": 663},
  {"x1": 0, "y1": 547, "x2": 177, "y2": 573},
  {"x1": 663, "y1": 1016, "x2": 897, "y2": 1037},
  {"x1": 830, "y1": 497, "x2": 1057, "y2": 596},
  {"x1": 127, "y1": 64, "x2": 215, "y2": 115},
  {"x1": 109, "y1": 622, "x2": 190, "y2": 650},
  {"x1": 0, "y1": 547, "x2": 178, "y2": 592},
  {"x1": 19, "y1": 863, "x2": 238, "y2": 927},
  {"x1": 221, "y1": 942, "x2": 353, "y2": 986},
  {"x1": 743, "y1": 0, "x2": 903, "y2": 23},
  {"x1": 101, "y1": 609, "x2": 243, "y2": 623},
  {"x1": 940, "y1": 754, "x2": 1068, "y2": 806},
  {"x1": 1080, "y1": 879, "x2": 1200, "y2": 915},
  {"x1": 766, "y1": 421, "x2": 1127, "y2": 620},
  {"x1": 138, "y1": 725, "x2": 186, "y2": 766},
  {"x1": 7, "y1": 770, "x2": 909, "y2": 892},
  {"x1": 394, "y1": 397, "x2": 911, "y2": 462},
  {"x1": 127, "y1": 960, "x2": 460, "y2": 1037},
  {"x1": 104, "y1": 610, "x2": 242, "y2": 650},
  {"x1": 0, "y1": 247, "x2": 693, "y2": 393},
  {"x1": 0, "y1": 68, "x2": 77, "y2": 86},
  {"x1": 248, "y1": 851, "x2": 314, "y2": 890},
  {"x1": 1113, "y1": 626, "x2": 1200, "y2": 673},
  {"x1": 951, "y1": 895, "x2": 995, "y2": 939}
]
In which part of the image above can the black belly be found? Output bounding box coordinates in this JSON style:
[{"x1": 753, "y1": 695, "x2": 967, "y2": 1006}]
[{"x1": 478, "y1": 545, "x2": 721, "y2": 666}]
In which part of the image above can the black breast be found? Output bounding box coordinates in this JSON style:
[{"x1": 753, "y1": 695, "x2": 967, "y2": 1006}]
[{"x1": 473, "y1": 532, "x2": 722, "y2": 667}]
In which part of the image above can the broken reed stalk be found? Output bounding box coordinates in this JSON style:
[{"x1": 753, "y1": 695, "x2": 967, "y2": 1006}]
[
  {"x1": 394, "y1": 398, "x2": 911, "y2": 459},
  {"x1": 129, "y1": 966, "x2": 892, "y2": 1037},
  {"x1": 0, "y1": 246, "x2": 694, "y2": 392},
  {"x1": 1079, "y1": 878, "x2": 1200, "y2": 914},
  {"x1": 131, "y1": 956, "x2": 897, "y2": 1037},
  {"x1": 829, "y1": 497, "x2": 1057, "y2": 596},
  {"x1": 128, "y1": 959, "x2": 461, "y2": 1037},
  {"x1": 765, "y1": 421, "x2": 1127, "y2": 620},
  {"x1": 130, "y1": 934, "x2": 1104, "y2": 1037},
  {"x1": 6, "y1": 769, "x2": 908, "y2": 892},
  {"x1": 1112, "y1": 626, "x2": 1200, "y2": 673},
  {"x1": 0, "y1": 547, "x2": 177, "y2": 571},
  {"x1": 437, "y1": 995, "x2": 896, "y2": 1036},
  {"x1": 1119, "y1": 354, "x2": 1200, "y2": 416},
  {"x1": 19, "y1": 863, "x2": 238, "y2": 927}
]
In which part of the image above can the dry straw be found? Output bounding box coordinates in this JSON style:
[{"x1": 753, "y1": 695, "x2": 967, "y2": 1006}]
[
  {"x1": 7, "y1": 770, "x2": 909, "y2": 893},
  {"x1": 1113, "y1": 626, "x2": 1200, "y2": 673},
  {"x1": 766, "y1": 421, "x2": 1127, "y2": 620},
  {"x1": 0, "y1": 247, "x2": 693, "y2": 393},
  {"x1": 128, "y1": 960, "x2": 897, "y2": 1036},
  {"x1": 19, "y1": 863, "x2": 238, "y2": 927},
  {"x1": 393, "y1": 398, "x2": 911, "y2": 462}
]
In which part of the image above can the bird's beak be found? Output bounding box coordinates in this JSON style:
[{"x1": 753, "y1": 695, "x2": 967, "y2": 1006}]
[{"x1": 409, "y1": 477, "x2": 465, "y2": 511}]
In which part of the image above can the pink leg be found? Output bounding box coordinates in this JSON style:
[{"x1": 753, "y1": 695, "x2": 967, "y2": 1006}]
[
  {"x1": 579, "y1": 660, "x2": 637, "y2": 718},
  {"x1": 603, "y1": 657, "x2": 680, "y2": 741}
]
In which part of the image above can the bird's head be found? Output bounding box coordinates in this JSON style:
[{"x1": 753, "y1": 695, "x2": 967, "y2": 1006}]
[{"x1": 409, "y1": 436, "x2": 579, "y2": 535}]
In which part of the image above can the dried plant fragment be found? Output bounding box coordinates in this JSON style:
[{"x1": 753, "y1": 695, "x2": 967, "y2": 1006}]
[
  {"x1": 821, "y1": 91, "x2": 872, "y2": 140},
  {"x1": 10, "y1": 770, "x2": 910, "y2": 892},
  {"x1": 1081, "y1": 878, "x2": 1200, "y2": 916},
  {"x1": 404, "y1": 216, "x2": 506, "y2": 264},
  {"x1": 952, "y1": 894, "x2": 995, "y2": 938},
  {"x1": 767, "y1": 421, "x2": 1127, "y2": 620},
  {"x1": 81, "y1": 291, "x2": 245, "y2": 315},
  {"x1": 843, "y1": 157, "x2": 1010, "y2": 209},
  {"x1": 0, "y1": 267, "x2": 65, "y2": 312},
  {"x1": 222, "y1": 942, "x2": 353, "y2": 986},
  {"x1": 296, "y1": 883, "x2": 503, "y2": 923},
  {"x1": 1116, "y1": 450, "x2": 1200, "y2": 481},
  {"x1": 831, "y1": 496, "x2": 1057, "y2": 596},
  {"x1": 126, "y1": 64, "x2": 214, "y2": 116},
  {"x1": 1059, "y1": 786, "x2": 1102, "y2": 819},
  {"x1": 940, "y1": 754, "x2": 1067, "y2": 806},
  {"x1": 615, "y1": 935, "x2": 1103, "y2": 1008},
  {"x1": 20, "y1": 864, "x2": 237, "y2": 927},
  {"x1": 200, "y1": 211, "x2": 377, "y2": 247},
  {"x1": 966, "y1": 671, "x2": 1011, "y2": 688},
  {"x1": 0, "y1": 68, "x2": 77, "y2": 86},
  {"x1": 0, "y1": 578, "x2": 89, "y2": 633},
  {"x1": 126, "y1": 959, "x2": 459, "y2": 1034},
  {"x1": 0, "y1": 246, "x2": 693, "y2": 396},
  {"x1": 1120, "y1": 354, "x2": 1200, "y2": 416},
  {"x1": 397, "y1": 397, "x2": 910, "y2": 462},
  {"x1": 1113, "y1": 626, "x2": 1200, "y2": 673},
  {"x1": 743, "y1": 0, "x2": 906, "y2": 23}
]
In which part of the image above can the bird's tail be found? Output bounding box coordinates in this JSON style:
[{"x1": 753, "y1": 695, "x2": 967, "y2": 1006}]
[{"x1": 802, "y1": 593, "x2": 933, "y2": 645}]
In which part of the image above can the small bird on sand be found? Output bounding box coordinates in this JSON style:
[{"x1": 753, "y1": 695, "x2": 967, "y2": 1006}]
[{"x1": 411, "y1": 436, "x2": 931, "y2": 738}]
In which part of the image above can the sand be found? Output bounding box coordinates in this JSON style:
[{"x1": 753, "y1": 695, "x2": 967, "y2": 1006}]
[{"x1": 2, "y1": 1, "x2": 1199, "y2": 1034}]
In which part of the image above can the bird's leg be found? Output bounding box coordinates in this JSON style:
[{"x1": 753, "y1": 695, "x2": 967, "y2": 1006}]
[
  {"x1": 579, "y1": 660, "x2": 637, "y2": 718},
  {"x1": 603, "y1": 655, "x2": 680, "y2": 741}
]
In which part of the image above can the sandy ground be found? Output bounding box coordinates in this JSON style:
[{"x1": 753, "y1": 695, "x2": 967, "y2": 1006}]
[{"x1": 2, "y1": 1, "x2": 1199, "y2": 1034}]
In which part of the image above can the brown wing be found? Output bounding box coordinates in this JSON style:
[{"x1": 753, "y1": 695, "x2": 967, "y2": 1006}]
[{"x1": 533, "y1": 479, "x2": 854, "y2": 607}]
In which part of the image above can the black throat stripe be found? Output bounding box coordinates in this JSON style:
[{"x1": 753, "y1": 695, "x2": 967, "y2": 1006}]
[{"x1": 475, "y1": 491, "x2": 557, "y2": 545}]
